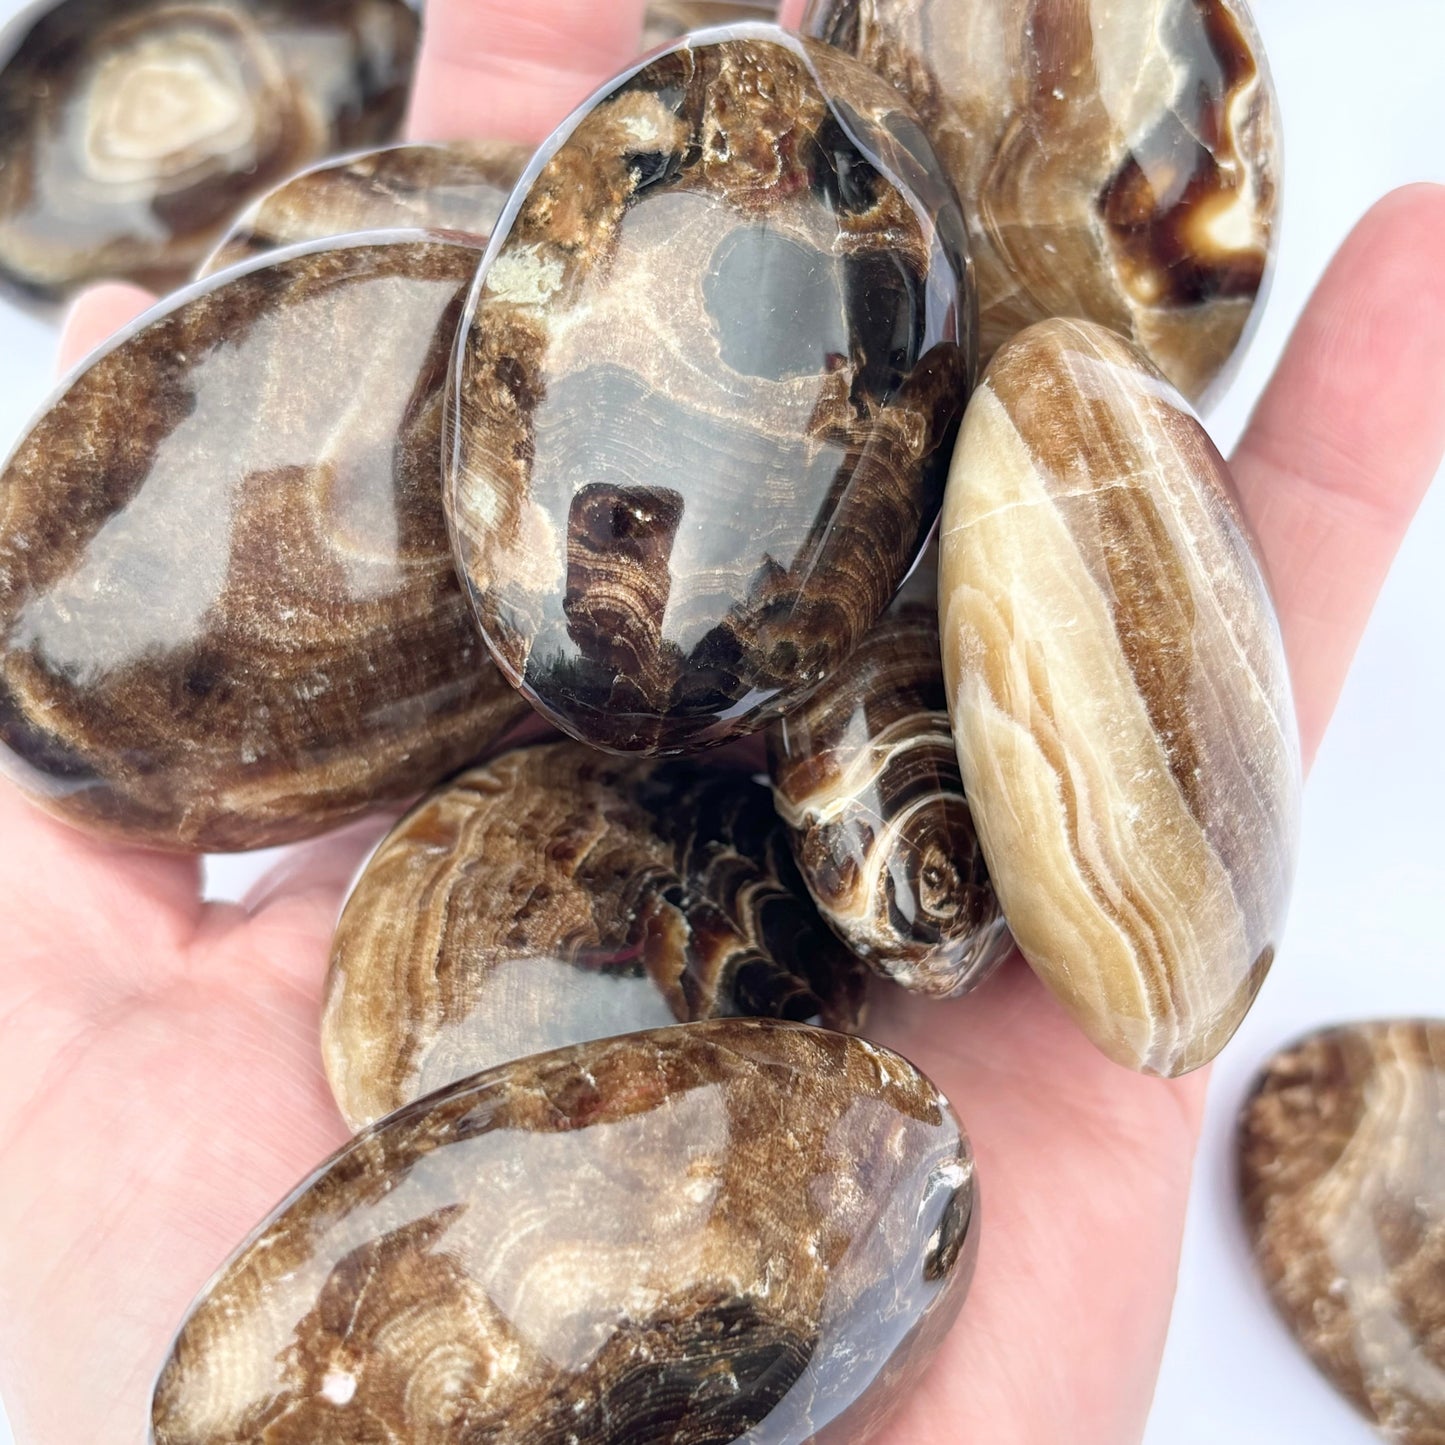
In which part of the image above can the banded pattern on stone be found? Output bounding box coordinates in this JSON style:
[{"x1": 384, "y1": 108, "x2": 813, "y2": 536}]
[
  {"x1": 0, "y1": 235, "x2": 530, "y2": 852},
  {"x1": 153, "y1": 1021, "x2": 978, "y2": 1445},
  {"x1": 1240, "y1": 1021, "x2": 1445, "y2": 1445},
  {"x1": 199, "y1": 141, "x2": 531, "y2": 278},
  {"x1": 940, "y1": 318, "x2": 1299, "y2": 1075},
  {"x1": 803, "y1": 0, "x2": 1280, "y2": 405},
  {"x1": 0, "y1": 0, "x2": 418, "y2": 307},
  {"x1": 446, "y1": 26, "x2": 973, "y2": 755},
  {"x1": 323, "y1": 741, "x2": 868, "y2": 1128},
  {"x1": 769, "y1": 554, "x2": 1010, "y2": 997}
]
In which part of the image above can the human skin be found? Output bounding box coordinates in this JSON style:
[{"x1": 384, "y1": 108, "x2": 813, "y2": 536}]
[{"x1": 1, "y1": 2, "x2": 1444, "y2": 1441}]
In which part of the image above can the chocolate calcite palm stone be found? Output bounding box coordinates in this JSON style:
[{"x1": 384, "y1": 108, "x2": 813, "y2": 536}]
[
  {"x1": 323, "y1": 740, "x2": 868, "y2": 1128},
  {"x1": 447, "y1": 25, "x2": 974, "y2": 755},
  {"x1": 940, "y1": 319, "x2": 1299, "y2": 1076},
  {"x1": 1240, "y1": 1022, "x2": 1445, "y2": 1444},
  {"x1": 152, "y1": 1020, "x2": 978, "y2": 1444},
  {"x1": 199, "y1": 141, "x2": 532, "y2": 279},
  {"x1": 0, "y1": 0, "x2": 419, "y2": 309},
  {"x1": 769, "y1": 553, "x2": 1010, "y2": 997},
  {"x1": 643, "y1": 0, "x2": 779, "y2": 48},
  {"x1": 803, "y1": 0, "x2": 1281, "y2": 406},
  {"x1": 0, "y1": 235, "x2": 531, "y2": 852}
]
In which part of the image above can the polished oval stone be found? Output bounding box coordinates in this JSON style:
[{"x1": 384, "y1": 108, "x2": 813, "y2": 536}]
[
  {"x1": 940, "y1": 318, "x2": 1299, "y2": 1076},
  {"x1": 643, "y1": 0, "x2": 778, "y2": 48},
  {"x1": 199, "y1": 141, "x2": 532, "y2": 279},
  {"x1": 324, "y1": 740, "x2": 868, "y2": 1128},
  {"x1": 152, "y1": 1020, "x2": 978, "y2": 1445},
  {"x1": 803, "y1": 0, "x2": 1280, "y2": 406},
  {"x1": 769, "y1": 552, "x2": 1010, "y2": 997},
  {"x1": 447, "y1": 25, "x2": 974, "y2": 756},
  {"x1": 0, "y1": 0, "x2": 419, "y2": 310},
  {"x1": 1239, "y1": 1022, "x2": 1445, "y2": 1444},
  {"x1": 0, "y1": 235, "x2": 531, "y2": 852}
]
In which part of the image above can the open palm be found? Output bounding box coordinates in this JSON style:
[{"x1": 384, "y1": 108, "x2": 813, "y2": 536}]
[{"x1": 2, "y1": 3, "x2": 1443, "y2": 1442}]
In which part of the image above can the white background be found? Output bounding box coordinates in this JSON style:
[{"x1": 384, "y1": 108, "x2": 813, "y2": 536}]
[{"x1": 0, "y1": 2, "x2": 1441, "y2": 1442}]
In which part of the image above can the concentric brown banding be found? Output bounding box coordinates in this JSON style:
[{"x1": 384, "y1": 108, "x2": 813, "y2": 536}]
[
  {"x1": 0, "y1": 0, "x2": 418, "y2": 308},
  {"x1": 0, "y1": 235, "x2": 531, "y2": 852},
  {"x1": 802, "y1": 0, "x2": 1280, "y2": 405},
  {"x1": 1239, "y1": 1021, "x2": 1445, "y2": 1443},
  {"x1": 198, "y1": 141, "x2": 531, "y2": 279},
  {"x1": 940, "y1": 318, "x2": 1299, "y2": 1075},
  {"x1": 446, "y1": 26, "x2": 973, "y2": 755},
  {"x1": 153, "y1": 1021, "x2": 977, "y2": 1445},
  {"x1": 769, "y1": 553, "x2": 1011, "y2": 997},
  {"x1": 323, "y1": 741, "x2": 869, "y2": 1129}
]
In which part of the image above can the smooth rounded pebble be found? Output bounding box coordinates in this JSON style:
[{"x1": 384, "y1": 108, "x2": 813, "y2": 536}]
[{"x1": 940, "y1": 317, "x2": 1299, "y2": 1075}]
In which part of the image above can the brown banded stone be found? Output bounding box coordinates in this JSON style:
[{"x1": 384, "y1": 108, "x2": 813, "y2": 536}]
[
  {"x1": 199, "y1": 141, "x2": 532, "y2": 279},
  {"x1": 323, "y1": 740, "x2": 868, "y2": 1129},
  {"x1": 151, "y1": 1020, "x2": 977, "y2": 1445},
  {"x1": 769, "y1": 551, "x2": 1010, "y2": 997},
  {"x1": 446, "y1": 25, "x2": 974, "y2": 756},
  {"x1": 0, "y1": 234, "x2": 531, "y2": 853},
  {"x1": 1239, "y1": 1021, "x2": 1445, "y2": 1445},
  {"x1": 803, "y1": 0, "x2": 1280, "y2": 406},
  {"x1": 642, "y1": 0, "x2": 779, "y2": 48},
  {"x1": 0, "y1": 0, "x2": 418, "y2": 310},
  {"x1": 940, "y1": 318, "x2": 1299, "y2": 1075}
]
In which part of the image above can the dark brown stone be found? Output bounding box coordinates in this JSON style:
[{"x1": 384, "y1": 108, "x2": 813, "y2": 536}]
[
  {"x1": 152, "y1": 1020, "x2": 978, "y2": 1445},
  {"x1": 0, "y1": 234, "x2": 531, "y2": 852},
  {"x1": 199, "y1": 141, "x2": 532, "y2": 279},
  {"x1": 802, "y1": 0, "x2": 1280, "y2": 406},
  {"x1": 769, "y1": 551, "x2": 1010, "y2": 997},
  {"x1": 323, "y1": 740, "x2": 869, "y2": 1128},
  {"x1": 0, "y1": 0, "x2": 419, "y2": 309},
  {"x1": 1239, "y1": 1021, "x2": 1445, "y2": 1444},
  {"x1": 446, "y1": 25, "x2": 974, "y2": 755}
]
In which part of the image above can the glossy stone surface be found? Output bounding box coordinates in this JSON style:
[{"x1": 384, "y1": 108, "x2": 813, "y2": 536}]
[
  {"x1": 1239, "y1": 1022, "x2": 1445, "y2": 1443},
  {"x1": 0, "y1": 0, "x2": 418, "y2": 309},
  {"x1": 447, "y1": 26, "x2": 974, "y2": 756},
  {"x1": 643, "y1": 0, "x2": 778, "y2": 48},
  {"x1": 152, "y1": 1020, "x2": 977, "y2": 1445},
  {"x1": 803, "y1": 0, "x2": 1280, "y2": 406},
  {"x1": 324, "y1": 741, "x2": 868, "y2": 1128},
  {"x1": 769, "y1": 553, "x2": 1010, "y2": 997},
  {"x1": 940, "y1": 319, "x2": 1299, "y2": 1076},
  {"x1": 199, "y1": 141, "x2": 531, "y2": 279},
  {"x1": 0, "y1": 235, "x2": 531, "y2": 852}
]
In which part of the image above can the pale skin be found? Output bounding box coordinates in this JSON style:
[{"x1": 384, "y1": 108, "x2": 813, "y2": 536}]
[{"x1": 1, "y1": 2, "x2": 1443, "y2": 1440}]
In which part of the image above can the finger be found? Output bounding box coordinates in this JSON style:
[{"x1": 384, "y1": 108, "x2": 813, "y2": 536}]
[
  {"x1": 57, "y1": 282, "x2": 157, "y2": 374},
  {"x1": 1233, "y1": 183, "x2": 1445, "y2": 768},
  {"x1": 407, "y1": 0, "x2": 651, "y2": 146},
  {"x1": 0, "y1": 783, "x2": 204, "y2": 1006},
  {"x1": 202, "y1": 813, "x2": 402, "y2": 999},
  {"x1": 241, "y1": 814, "x2": 395, "y2": 918}
]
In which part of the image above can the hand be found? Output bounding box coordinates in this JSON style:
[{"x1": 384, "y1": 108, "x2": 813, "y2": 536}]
[{"x1": 3, "y1": 2, "x2": 1444, "y2": 1440}]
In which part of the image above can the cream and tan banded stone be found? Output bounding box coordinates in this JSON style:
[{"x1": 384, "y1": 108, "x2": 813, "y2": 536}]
[{"x1": 939, "y1": 318, "x2": 1300, "y2": 1076}]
